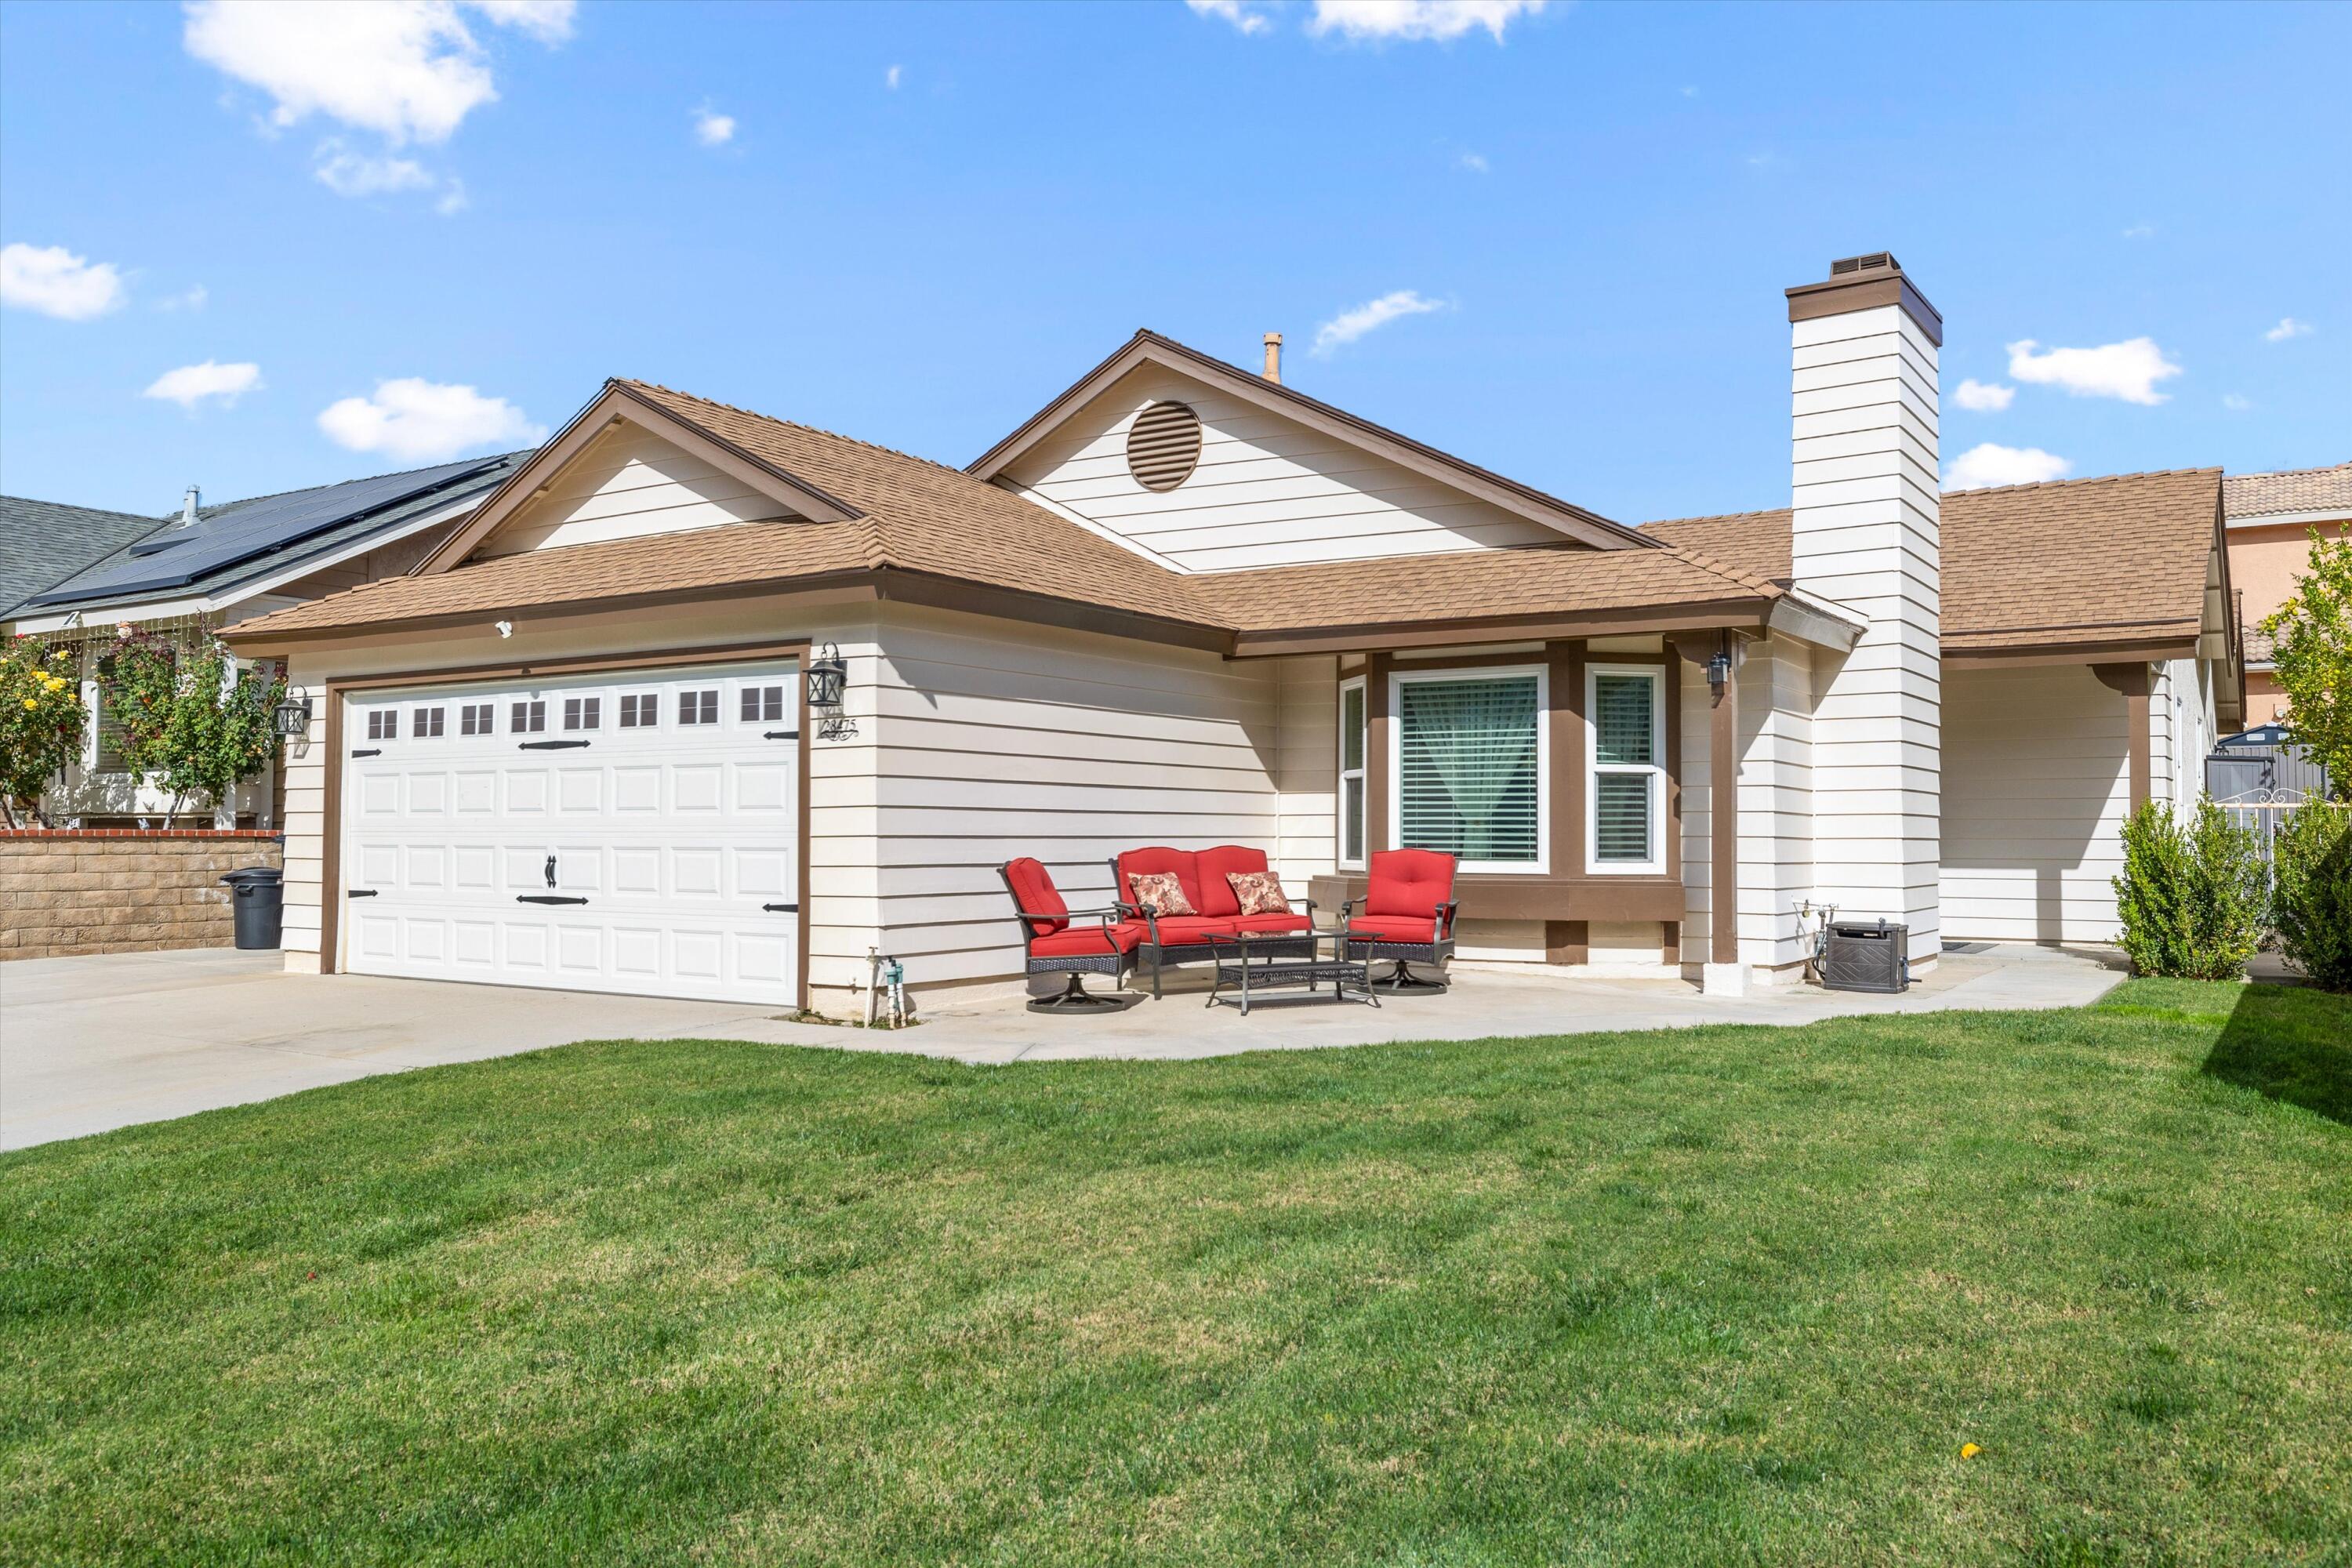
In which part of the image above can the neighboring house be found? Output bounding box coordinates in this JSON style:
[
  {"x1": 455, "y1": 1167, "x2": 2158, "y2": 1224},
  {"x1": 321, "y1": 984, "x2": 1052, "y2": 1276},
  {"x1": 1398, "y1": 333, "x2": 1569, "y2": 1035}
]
[
  {"x1": 222, "y1": 252, "x2": 2241, "y2": 1015},
  {"x1": 9, "y1": 455, "x2": 532, "y2": 826},
  {"x1": 2220, "y1": 459, "x2": 2351, "y2": 726},
  {"x1": 0, "y1": 496, "x2": 172, "y2": 624}
]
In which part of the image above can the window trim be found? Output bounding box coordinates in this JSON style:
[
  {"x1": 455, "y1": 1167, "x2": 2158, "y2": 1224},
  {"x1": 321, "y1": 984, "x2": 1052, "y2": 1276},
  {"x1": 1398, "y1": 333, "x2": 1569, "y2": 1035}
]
[
  {"x1": 1337, "y1": 674, "x2": 1367, "y2": 871},
  {"x1": 1386, "y1": 663, "x2": 1549, "y2": 877},
  {"x1": 1585, "y1": 662, "x2": 1665, "y2": 877}
]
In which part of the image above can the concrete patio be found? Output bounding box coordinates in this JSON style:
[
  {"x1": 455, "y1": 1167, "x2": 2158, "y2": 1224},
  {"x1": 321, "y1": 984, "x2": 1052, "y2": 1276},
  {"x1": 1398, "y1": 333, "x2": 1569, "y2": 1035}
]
[{"x1": 0, "y1": 942, "x2": 2126, "y2": 1150}]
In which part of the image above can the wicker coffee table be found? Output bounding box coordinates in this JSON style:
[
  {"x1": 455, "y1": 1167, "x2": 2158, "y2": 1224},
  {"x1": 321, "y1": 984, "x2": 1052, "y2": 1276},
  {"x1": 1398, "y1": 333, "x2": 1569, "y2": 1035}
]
[{"x1": 1203, "y1": 929, "x2": 1382, "y2": 1015}]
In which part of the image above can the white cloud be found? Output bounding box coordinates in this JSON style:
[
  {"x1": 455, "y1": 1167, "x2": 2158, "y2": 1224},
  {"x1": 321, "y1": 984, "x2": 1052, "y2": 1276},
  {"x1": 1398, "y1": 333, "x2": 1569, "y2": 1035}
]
[
  {"x1": 313, "y1": 140, "x2": 434, "y2": 195},
  {"x1": 0, "y1": 242, "x2": 127, "y2": 320},
  {"x1": 156, "y1": 283, "x2": 209, "y2": 312},
  {"x1": 1312, "y1": 289, "x2": 1447, "y2": 356},
  {"x1": 2265, "y1": 317, "x2": 2313, "y2": 342},
  {"x1": 2005, "y1": 336, "x2": 2182, "y2": 405},
  {"x1": 1944, "y1": 442, "x2": 2071, "y2": 491},
  {"x1": 2121, "y1": 222, "x2": 2154, "y2": 240},
  {"x1": 1308, "y1": 0, "x2": 1544, "y2": 41},
  {"x1": 1457, "y1": 151, "x2": 1489, "y2": 172},
  {"x1": 693, "y1": 106, "x2": 735, "y2": 146},
  {"x1": 466, "y1": 0, "x2": 575, "y2": 42},
  {"x1": 1187, "y1": 0, "x2": 1272, "y2": 34},
  {"x1": 1951, "y1": 378, "x2": 2014, "y2": 412},
  {"x1": 434, "y1": 177, "x2": 469, "y2": 216},
  {"x1": 885, "y1": 64, "x2": 902, "y2": 89},
  {"x1": 317, "y1": 377, "x2": 546, "y2": 461},
  {"x1": 2223, "y1": 393, "x2": 2253, "y2": 412},
  {"x1": 182, "y1": 0, "x2": 572, "y2": 145},
  {"x1": 143, "y1": 360, "x2": 263, "y2": 409}
]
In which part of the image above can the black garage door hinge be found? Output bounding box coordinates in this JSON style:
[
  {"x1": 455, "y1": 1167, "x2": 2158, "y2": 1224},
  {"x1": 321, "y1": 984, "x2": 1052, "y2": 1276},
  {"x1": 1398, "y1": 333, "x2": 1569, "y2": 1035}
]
[
  {"x1": 350, "y1": 748, "x2": 381, "y2": 757},
  {"x1": 519, "y1": 739, "x2": 592, "y2": 750},
  {"x1": 517, "y1": 895, "x2": 590, "y2": 906},
  {"x1": 347, "y1": 888, "x2": 379, "y2": 898},
  {"x1": 763, "y1": 902, "x2": 798, "y2": 913},
  {"x1": 764, "y1": 730, "x2": 799, "y2": 740}
]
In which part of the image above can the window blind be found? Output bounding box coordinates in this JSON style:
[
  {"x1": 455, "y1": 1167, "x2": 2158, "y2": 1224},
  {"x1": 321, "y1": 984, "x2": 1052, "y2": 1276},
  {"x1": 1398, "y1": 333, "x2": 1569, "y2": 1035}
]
[{"x1": 1397, "y1": 674, "x2": 1540, "y2": 864}]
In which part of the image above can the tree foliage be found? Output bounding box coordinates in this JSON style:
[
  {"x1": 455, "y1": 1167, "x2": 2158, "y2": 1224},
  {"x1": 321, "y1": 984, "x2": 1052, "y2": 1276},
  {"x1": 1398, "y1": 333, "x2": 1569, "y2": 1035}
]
[
  {"x1": 2260, "y1": 524, "x2": 2352, "y2": 800},
  {"x1": 2111, "y1": 797, "x2": 2267, "y2": 980},
  {"x1": 0, "y1": 634, "x2": 89, "y2": 827},
  {"x1": 100, "y1": 629, "x2": 284, "y2": 824},
  {"x1": 2271, "y1": 801, "x2": 2352, "y2": 993}
]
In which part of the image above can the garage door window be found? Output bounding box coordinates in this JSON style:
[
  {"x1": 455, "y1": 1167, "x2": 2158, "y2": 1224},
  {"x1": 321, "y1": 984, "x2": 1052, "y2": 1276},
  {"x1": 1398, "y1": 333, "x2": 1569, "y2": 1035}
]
[
  {"x1": 679, "y1": 689, "x2": 718, "y2": 725},
  {"x1": 367, "y1": 710, "x2": 396, "y2": 741},
  {"x1": 459, "y1": 702, "x2": 492, "y2": 735},
  {"x1": 512, "y1": 699, "x2": 545, "y2": 733},
  {"x1": 741, "y1": 684, "x2": 786, "y2": 723},
  {"x1": 619, "y1": 692, "x2": 659, "y2": 728},
  {"x1": 412, "y1": 706, "x2": 445, "y2": 739},
  {"x1": 563, "y1": 696, "x2": 601, "y2": 731}
]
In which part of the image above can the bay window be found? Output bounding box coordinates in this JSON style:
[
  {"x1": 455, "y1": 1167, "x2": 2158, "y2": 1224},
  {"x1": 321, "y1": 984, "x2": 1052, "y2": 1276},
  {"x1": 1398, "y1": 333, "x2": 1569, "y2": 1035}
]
[
  {"x1": 1588, "y1": 664, "x2": 1664, "y2": 874},
  {"x1": 1390, "y1": 667, "x2": 1545, "y2": 872}
]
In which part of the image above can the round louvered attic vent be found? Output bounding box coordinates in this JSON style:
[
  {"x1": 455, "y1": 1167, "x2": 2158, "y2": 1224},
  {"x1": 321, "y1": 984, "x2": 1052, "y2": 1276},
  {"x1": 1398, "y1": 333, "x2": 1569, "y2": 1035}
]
[{"x1": 1126, "y1": 401, "x2": 1203, "y2": 492}]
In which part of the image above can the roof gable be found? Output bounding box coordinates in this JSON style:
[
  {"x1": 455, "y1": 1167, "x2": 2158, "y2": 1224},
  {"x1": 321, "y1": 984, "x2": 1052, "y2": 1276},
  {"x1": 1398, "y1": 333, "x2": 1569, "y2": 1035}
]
[{"x1": 970, "y1": 331, "x2": 1651, "y2": 555}]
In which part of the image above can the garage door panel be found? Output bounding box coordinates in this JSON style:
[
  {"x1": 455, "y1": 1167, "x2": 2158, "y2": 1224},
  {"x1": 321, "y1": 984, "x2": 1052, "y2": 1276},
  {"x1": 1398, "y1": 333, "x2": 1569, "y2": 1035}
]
[{"x1": 341, "y1": 658, "x2": 800, "y2": 1005}]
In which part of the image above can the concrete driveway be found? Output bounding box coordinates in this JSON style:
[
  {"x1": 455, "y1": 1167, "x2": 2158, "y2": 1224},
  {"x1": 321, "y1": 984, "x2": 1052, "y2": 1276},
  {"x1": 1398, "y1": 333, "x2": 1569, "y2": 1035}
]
[{"x1": 2, "y1": 942, "x2": 2125, "y2": 1152}]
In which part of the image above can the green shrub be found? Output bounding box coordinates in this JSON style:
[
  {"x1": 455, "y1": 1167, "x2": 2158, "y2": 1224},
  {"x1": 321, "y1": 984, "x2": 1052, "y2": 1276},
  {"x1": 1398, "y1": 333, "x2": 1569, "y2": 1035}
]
[
  {"x1": 2270, "y1": 803, "x2": 2352, "y2": 992},
  {"x1": 2112, "y1": 798, "x2": 2266, "y2": 980}
]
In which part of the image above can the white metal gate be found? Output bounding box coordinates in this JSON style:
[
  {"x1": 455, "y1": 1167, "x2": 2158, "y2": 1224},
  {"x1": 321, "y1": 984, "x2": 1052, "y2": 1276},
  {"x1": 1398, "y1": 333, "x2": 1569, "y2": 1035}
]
[{"x1": 339, "y1": 659, "x2": 800, "y2": 1004}]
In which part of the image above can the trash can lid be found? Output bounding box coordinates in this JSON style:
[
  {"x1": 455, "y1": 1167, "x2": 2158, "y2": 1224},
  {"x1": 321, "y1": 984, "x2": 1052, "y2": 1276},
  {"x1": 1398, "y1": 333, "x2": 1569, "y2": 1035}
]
[
  {"x1": 220, "y1": 866, "x2": 284, "y2": 885},
  {"x1": 1829, "y1": 920, "x2": 1904, "y2": 938}
]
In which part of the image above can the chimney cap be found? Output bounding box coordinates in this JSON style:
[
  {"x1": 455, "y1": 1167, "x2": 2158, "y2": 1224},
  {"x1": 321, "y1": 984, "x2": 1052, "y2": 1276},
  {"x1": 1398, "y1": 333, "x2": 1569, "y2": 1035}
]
[{"x1": 1786, "y1": 252, "x2": 1942, "y2": 346}]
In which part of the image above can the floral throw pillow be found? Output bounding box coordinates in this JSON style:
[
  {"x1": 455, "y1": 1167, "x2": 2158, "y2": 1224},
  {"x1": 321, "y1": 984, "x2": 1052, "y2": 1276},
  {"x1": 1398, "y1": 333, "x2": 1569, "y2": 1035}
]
[
  {"x1": 1227, "y1": 870, "x2": 1292, "y2": 916},
  {"x1": 1127, "y1": 871, "x2": 1196, "y2": 916}
]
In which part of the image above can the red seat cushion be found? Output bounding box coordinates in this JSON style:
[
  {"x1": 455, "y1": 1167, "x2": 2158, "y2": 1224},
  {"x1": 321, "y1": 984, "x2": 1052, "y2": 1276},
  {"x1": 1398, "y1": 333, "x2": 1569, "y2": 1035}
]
[
  {"x1": 1192, "y1": 845, "x2": 1269, "y2": 917},
  {"x1": 1236, "y1": 910, "x2": 1310, "y2": 935},
  {"x1": 1002, "y1": 856, "x2": 1068, "y2": 936},
  {"x1": 1029, "y1": 921, "x2": 1144, "y2": 958},
  {"x1": 1342, "y1": 913, "x2": 1443, "y2": 944},
  {"x1": 1367, "y1": 848, "x2": 1457, "y2": 921},
  {"x1": 1136, "y1": 914, "x2": 1243, "y2": 946},
  {"x1": 1116, "y1": 848, "x2": 1209, "y2": 917}
]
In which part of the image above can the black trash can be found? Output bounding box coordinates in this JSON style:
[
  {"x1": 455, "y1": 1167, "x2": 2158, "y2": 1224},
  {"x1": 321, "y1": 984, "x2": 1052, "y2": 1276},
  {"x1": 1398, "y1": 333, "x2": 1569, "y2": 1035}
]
[{"x1": 221, "y1": 866, "x2": 285, "y2": 950}]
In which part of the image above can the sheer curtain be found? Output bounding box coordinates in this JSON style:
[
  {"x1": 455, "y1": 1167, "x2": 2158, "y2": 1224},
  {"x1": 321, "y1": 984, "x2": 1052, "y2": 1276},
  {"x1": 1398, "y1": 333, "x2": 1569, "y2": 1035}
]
[{"x1": 1397, "y1": 675, "x2": 1540, "y2": 863}]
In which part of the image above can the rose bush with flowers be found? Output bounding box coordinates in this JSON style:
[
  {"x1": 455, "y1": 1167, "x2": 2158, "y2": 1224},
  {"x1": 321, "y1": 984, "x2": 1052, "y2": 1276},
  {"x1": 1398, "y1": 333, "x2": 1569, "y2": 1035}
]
[
  {"x1": 100, "y1": 627, "x2": 285, "y2": 826},
  {"x1": 1, "y1": 635, "x2": 90, "y2": 827}
]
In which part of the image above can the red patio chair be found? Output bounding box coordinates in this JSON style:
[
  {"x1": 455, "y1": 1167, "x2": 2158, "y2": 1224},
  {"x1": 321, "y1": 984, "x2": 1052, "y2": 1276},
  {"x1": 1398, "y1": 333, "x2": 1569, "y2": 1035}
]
[
  {"x1": 1339, "y1": 848, "x2": 1459, "y2": 992},
  {"x1": 998, "y1": 858, "x2": 1142, "y2": 1011}
]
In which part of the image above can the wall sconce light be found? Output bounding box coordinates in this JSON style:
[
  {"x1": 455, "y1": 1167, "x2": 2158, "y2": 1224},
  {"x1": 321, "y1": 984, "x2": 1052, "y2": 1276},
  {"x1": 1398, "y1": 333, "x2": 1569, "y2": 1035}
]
[
  {"x1": 271, "y1": 688, "x2": 314, "y2": 738},
  {"x1": 1706, "y1": 648, "x2": 1733, "y2": 693},
  {"x1": 806, "y1": 641, "x2": 855, "y2": 739}
]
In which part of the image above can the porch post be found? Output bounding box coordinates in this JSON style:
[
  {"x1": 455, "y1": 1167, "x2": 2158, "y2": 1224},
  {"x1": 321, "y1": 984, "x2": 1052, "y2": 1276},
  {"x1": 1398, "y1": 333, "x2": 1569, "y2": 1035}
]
[
  {"x1": 1708, "y1": 631, "x2": 1741, "y2": 990},
  {"x1": 2093, "y1": 662, "x2": 2153, "y2": 811},
  {"x1": 1366, "y1": 652, "x2": 1392, "y2": 855}
]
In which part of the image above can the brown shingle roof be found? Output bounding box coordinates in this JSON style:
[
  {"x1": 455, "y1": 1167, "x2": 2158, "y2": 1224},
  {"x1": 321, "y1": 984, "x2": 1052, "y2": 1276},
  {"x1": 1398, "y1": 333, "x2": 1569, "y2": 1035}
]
[
  {"x1": 227, "y1": 379, "x2": 1783, "y2": 649},
  {"x1": 1642, "y1": 470, "x2": 2223, "y2": 653},
  {"x1": 2223, "y1": 460, "x2": 2352, "y2": 519}
]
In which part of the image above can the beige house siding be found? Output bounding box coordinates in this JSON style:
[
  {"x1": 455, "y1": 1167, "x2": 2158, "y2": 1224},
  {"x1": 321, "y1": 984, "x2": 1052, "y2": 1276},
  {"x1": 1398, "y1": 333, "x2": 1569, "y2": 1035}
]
[
  {"x1": 1940, "y1": 663, "x2": 2128, "y2": 942},
  {"x1": 997, "y1": 365, "x2": 1560, "y2": 574},
  {"x1": 476, "y1": 421, "x2": 789, "y2": 558},
  {"x1": 857, "y1": 602, "x2": 1284, "y2": 1001}
]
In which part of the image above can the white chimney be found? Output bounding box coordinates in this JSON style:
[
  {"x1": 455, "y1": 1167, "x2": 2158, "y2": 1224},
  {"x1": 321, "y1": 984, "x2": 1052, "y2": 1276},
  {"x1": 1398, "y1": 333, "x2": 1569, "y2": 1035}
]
[
  {"x1": 181, "y1": 486, "x2": 201, "y2": 525},
  {"x1": 1785, "y1": 252, "x2": 1942, "y2": 971}
]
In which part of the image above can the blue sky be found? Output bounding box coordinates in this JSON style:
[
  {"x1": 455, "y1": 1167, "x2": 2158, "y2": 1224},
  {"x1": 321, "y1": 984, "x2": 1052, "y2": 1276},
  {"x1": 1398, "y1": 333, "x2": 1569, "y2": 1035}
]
[{"x1": 2, "y1": 0, "x2": 2346, "y2": 524}]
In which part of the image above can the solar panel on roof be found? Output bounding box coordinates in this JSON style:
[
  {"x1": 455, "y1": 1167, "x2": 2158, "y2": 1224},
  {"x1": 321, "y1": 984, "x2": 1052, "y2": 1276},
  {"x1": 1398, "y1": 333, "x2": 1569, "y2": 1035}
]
[{"x1": 27, "y1": 456, "x2": 505, "y2": 608}]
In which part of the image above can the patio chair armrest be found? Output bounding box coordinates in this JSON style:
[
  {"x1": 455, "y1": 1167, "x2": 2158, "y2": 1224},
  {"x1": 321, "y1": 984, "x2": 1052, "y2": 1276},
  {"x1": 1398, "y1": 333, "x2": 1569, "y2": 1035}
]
[
  {"x1": 1434, "y1": 901, "x2": 1460, "y2": 938},
  {"x1": 1060, "y1": 905, "x2": 1125, "y2": 921},
  {"x1": 1287, "y1": 895, "x2": 1318, "y2": 925}
]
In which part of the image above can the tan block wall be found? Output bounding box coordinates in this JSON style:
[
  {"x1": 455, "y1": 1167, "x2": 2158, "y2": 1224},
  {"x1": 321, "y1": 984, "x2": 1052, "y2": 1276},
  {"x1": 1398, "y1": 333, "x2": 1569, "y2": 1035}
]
[{"x1": 0, "y1": 832, "x2": 284, "y2": 960}]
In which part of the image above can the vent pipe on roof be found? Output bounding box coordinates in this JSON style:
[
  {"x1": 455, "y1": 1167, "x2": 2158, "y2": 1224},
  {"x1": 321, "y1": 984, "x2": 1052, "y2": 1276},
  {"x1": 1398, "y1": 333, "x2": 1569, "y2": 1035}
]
[
  {"x1": 181, "y1": 486, "x2": 200, "y2": 526},
  {"x1": 1262, "y1": 332, "x2": 1283, "y2": 384}
]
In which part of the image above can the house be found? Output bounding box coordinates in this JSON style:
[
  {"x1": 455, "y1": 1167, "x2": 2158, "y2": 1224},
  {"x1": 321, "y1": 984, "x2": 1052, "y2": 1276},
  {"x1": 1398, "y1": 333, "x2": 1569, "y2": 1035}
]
[
  {"x1": 8, "y1": 455, "x2": 532, "y2": 826},
  {"x1": 0, "y1": 496, "x2": 170, "y2": 624},
  {"x1": 2220, "y1": 460, "x2": 2350, "y2": 726},
  {"x1": 220, "y1": 253, "x2": 2241, "y2": 1014}
]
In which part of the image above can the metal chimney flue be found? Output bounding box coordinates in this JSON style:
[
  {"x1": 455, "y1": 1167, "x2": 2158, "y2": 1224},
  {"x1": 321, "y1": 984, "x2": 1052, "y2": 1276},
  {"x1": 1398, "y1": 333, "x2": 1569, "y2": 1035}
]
[
  {"x1": 181, "y1": 486, "x2": 201, "y2": 525},
  {"x1": 1261, "y1": 332, "x2": 1283, "y2": 384}
]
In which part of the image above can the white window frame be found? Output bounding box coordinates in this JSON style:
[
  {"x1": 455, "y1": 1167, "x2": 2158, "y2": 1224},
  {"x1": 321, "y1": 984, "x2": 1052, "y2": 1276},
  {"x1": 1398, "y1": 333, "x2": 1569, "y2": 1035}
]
[
  {"x1": 1586, "y1": 662, "x2": 1665, "y2": 877},
  {"x1": 1337, "y1": 674, "x2": 1367, "y2": 871},
  {"x1": 1387, "y1": 663, "x2": 1549, "y2": 876}
]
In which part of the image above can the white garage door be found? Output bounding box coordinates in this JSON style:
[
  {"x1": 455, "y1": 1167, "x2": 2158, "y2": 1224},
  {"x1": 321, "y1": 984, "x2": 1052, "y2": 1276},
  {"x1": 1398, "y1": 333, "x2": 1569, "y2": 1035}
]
[{"x1": 339, "y1": 659, "x2": 800, "y2": 1005}]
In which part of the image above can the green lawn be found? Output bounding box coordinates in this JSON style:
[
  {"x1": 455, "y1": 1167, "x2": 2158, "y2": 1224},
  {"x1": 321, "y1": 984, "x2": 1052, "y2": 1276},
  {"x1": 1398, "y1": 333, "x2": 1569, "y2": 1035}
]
[{"x1": 4, "y1": 981, "x2": 2347, "y2": 1566}]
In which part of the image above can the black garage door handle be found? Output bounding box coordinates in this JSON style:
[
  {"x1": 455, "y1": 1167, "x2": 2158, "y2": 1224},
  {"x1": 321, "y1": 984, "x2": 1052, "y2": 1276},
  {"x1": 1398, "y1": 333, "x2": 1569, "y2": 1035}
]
[
  {"x1": 520, "y1": 739, "x2": 591, "y2": 750},
  {"x1": 517, "y1": 895, "x2": 590, "y2": 906}
]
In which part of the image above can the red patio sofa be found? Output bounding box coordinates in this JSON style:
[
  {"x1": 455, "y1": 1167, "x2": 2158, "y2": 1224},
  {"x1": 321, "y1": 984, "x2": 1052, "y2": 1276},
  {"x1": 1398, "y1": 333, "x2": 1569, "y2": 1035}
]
[{"x1": 1107, "y1": 845, "x2": 1316, "y2": 999}]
